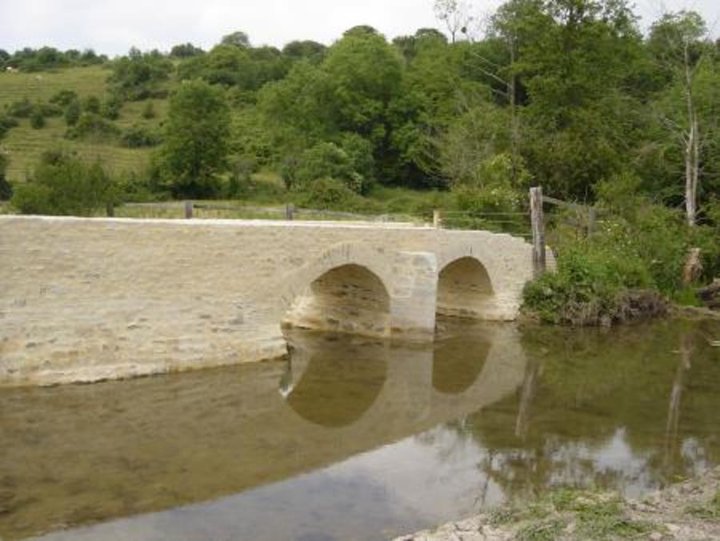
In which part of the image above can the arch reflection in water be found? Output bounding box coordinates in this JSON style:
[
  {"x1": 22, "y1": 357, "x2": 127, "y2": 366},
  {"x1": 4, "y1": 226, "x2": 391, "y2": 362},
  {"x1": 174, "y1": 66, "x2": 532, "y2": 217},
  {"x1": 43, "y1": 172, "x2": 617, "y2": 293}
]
[
  {"x1": 282, "y1": 332, "x2": 389, "y2": 428},
  {"x1": 282, "y1": 264, "x2": 391, "y2": 337},
  {"x1": 432, "y1": 332, "x2": 492, "y2": 395},
  {"x1": 0, "y1": 325, "x2": 526, "y2": 541}
]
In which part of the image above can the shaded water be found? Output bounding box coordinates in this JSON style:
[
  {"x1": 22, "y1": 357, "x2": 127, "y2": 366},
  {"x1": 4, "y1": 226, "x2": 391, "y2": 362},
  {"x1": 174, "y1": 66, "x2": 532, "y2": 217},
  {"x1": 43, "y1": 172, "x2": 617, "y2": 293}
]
[{"x1": 1, "y1": 318, "x2": 719, "y2": 540}]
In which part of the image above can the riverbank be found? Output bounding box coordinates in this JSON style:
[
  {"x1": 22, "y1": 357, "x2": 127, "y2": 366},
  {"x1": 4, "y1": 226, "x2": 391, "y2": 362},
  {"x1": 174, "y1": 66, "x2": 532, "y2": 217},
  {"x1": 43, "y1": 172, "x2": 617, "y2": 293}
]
[{"x1": 394, "y1": 467, "x2": 720, "y2": 541}]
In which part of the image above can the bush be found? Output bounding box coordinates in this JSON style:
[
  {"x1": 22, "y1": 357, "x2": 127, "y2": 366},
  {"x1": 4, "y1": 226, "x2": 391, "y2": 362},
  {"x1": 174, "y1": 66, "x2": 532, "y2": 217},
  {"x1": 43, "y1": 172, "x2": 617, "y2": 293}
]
[
  {"x1": 11, "y1": 152, "x2": 115, "y2": 216},
  {"x1": 121, "y1": 124, "x2": 162, "y2": 148},
  {"x1": 49, "y1": 89, "x2": 79, "y2": 107},
  {"x1": 102, "y1": 95, "x2": 123, "y2": 120},
  {"x1": 6, "y1": 98, "x2": 34, "y2": 118},
  {"x1": 64, "y1": 99, "x2": 81, "y2": 126},
  {"x1": 0, "y1": 114, "x2": 19, "y2": 139},
  {"x1": 293, "y1": 177, "x2": 374, "y2": 212},
  {"x1": 523, "y1": 242, "x2": 658, "y2": 325},
  {"x1": 0, "y1": 154, "x2": 12, "y2": 200},
  {"x1": 30, "y1": 107, "x2": 45, "y2": 129},
  {"x1": 65, "y1": 112, "x2": 120, "y2": 141},
  {"x1": 293, "y1": 138, "x2": 375, "y2": 195}
]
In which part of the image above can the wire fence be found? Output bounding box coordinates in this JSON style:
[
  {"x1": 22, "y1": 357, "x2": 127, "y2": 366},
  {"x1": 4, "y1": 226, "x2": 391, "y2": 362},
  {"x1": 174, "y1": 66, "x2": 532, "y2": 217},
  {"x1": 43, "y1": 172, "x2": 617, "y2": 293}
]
[{"x1": 116, "y1": 201, "x2": 534, "y2": 237}]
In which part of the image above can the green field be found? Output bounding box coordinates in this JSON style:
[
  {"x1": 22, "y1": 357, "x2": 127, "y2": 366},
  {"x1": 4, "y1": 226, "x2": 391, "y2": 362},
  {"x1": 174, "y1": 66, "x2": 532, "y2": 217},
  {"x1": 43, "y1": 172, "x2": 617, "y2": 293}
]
[{"x1": 0, "y1": 66, "x2": 160, "y2": 182}]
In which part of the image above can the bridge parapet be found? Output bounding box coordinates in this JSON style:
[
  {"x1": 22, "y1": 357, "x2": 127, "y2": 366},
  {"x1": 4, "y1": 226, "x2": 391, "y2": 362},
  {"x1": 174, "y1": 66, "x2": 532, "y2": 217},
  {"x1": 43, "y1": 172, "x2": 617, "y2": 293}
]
[{"x1": 0, "y1": 216, "x2": 535, "y2": 385}]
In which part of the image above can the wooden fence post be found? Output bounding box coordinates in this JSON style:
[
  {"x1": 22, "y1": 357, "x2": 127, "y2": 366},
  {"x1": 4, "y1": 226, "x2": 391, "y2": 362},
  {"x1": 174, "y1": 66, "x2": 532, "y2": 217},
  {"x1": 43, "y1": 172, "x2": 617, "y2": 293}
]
[
  {"x1": 530, "y1": 187, "x2": 546, "y2": 276},
  {"x1": 432, "y1": 209, "x2": 442, "y2": 228},
  {"x1": 184, "y1": 201, "x2": 193, "y2": 219},
  {"x1": 285, "y1": 203, "x2": 295, "y2": 220}
]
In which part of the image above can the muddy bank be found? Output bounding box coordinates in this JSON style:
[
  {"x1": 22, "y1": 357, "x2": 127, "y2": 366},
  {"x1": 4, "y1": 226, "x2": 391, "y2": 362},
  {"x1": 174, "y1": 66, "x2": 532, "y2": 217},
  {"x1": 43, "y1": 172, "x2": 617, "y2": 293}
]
[{"x1": 395, "y1": 467, "x2": 720, "y2": 541}]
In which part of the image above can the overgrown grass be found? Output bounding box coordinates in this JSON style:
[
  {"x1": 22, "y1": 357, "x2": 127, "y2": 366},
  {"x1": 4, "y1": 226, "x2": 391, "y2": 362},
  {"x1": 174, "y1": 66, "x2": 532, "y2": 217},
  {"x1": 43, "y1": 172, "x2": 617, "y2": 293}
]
[
  {"x1": 0, "y1": 66, "x2": 162, "y2": 183},
  {"x1": 0, "y1": 66, "x2": 110, "y2": 110},
  {"x1": 524, "y1": 202, "x2": 720, "y2": 325},
  {"x1": 686, "y1": 490, "x2": 720, "y2": 519},
  {"x1": 497, "y1": 489, "x2": 652, "y2": 541}
]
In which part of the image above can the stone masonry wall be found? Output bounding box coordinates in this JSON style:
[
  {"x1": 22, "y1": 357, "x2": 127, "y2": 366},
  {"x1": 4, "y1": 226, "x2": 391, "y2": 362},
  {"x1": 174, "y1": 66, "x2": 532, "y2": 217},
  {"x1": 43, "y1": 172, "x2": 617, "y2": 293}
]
[{"x1": 0, "y1": 216, "x2": 535, "y2": 385}]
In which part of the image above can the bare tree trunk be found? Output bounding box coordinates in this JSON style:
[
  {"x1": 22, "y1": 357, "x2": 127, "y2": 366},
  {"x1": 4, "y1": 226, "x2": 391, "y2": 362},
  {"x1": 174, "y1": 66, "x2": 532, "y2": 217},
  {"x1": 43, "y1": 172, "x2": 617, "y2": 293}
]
[
  {"x1": 684, "y1": 42, "x2": 700, "y2": 227},
  {"x1": 509, "y1": 35, "x2": 519, "y2": 186}
]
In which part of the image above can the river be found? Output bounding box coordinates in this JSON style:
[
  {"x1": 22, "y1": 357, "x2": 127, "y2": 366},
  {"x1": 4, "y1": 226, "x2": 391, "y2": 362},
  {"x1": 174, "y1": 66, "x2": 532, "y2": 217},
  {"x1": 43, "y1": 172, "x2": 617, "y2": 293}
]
[{"x1": 1, "y1": 318, "x2": 718, "y2": 540}]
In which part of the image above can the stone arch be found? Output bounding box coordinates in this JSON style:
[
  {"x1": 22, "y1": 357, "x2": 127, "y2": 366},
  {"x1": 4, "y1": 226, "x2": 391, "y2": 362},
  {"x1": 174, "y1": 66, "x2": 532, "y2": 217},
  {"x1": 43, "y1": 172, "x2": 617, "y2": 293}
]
[
  {"x1": 436, "y1": 256, "x2": 495, "y2": 319},
  {"x1": 280, "y1": 244, "x2": 394, "y2": 338}
]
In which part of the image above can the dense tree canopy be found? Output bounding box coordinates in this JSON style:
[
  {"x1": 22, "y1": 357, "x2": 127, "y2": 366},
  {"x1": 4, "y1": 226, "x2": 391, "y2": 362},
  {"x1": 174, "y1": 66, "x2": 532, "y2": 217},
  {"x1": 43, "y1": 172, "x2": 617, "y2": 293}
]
[
  {"x1": 161, "y1": 80, "x2": 231, "y2": 198},
  {"x1": 3, "y1": 1, "x2": 719, "y2": 223}
]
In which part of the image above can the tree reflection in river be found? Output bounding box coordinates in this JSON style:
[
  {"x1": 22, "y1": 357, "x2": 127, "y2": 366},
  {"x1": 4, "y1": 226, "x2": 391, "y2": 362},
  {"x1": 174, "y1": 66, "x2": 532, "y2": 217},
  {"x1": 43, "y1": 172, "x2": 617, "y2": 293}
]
[{"x1": 454, "y1": 319, "x2": 720, "y2": 502}]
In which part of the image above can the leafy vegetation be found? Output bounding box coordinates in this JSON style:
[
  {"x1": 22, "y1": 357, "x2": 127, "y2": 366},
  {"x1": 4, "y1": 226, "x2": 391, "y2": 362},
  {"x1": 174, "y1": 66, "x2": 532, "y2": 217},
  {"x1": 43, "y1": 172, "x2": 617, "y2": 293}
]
[{"x1": 10, "y1": 151, "x2": 115, "y2": 215}]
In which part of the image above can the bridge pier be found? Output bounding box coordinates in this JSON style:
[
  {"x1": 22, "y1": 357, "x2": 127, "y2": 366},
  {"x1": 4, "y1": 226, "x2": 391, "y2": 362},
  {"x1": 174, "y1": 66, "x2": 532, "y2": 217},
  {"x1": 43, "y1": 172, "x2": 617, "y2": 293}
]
[{"x1": 389, "y1": 251, "x2": 438, "y2": 339}]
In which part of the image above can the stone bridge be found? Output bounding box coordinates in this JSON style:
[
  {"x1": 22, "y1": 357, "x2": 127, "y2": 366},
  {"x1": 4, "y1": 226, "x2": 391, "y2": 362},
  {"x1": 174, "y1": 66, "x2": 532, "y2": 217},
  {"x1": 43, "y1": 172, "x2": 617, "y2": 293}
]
[{"x1": 0, "y1": 215, "x2": 536, "y2": 386}]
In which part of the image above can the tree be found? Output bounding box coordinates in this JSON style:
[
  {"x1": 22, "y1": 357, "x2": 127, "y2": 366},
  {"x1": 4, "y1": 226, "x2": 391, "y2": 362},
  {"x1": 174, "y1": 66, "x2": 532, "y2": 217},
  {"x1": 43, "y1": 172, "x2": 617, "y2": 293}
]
[
  {"x1": 282, "y1": 40, "x2": 327, "y2": 64},
  {"x1": 647, "y1": 11, "x2": 717, "y2": 226},
  {"x1": 161, "y1": 80, "x2": 231, "y2": 198},
  {"x1": 433, "y1": 0, "x2": 475, "y2": 43},
  {"x1": 221, "y1": 31, "x2": 250, "y2": 48},
  {"x1": 11, "y1": 152, "x2": 114, "y2": 215},
  {"x1": 109, "y1": 48, "x2": 173, "y2": 101},
  {"x1": 170, "y1": 43, "x2": 204, "y2": 58}
]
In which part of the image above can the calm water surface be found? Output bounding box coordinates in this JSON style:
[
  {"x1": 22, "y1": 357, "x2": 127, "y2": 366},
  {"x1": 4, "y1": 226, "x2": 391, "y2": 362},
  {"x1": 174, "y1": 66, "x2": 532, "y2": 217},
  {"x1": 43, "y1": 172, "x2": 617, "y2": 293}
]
[{"x1": 1, "y1": 318, "x2": 719, "y2": 540}]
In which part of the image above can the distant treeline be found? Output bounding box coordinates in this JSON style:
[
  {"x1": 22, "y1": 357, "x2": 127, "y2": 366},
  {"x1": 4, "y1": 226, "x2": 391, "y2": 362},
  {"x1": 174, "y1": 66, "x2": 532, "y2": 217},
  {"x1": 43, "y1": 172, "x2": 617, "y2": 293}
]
[{"x1": 0, "y1": 47, "x2": 107, "y2": 71}]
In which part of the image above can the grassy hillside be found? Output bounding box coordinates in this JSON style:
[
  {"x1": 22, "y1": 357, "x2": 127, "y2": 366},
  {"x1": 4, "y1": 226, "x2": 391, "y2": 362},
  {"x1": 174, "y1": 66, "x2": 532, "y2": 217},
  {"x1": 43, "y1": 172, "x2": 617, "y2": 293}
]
[{"x1": 0, "y1": 66, "x2": 161, "y2": 182}]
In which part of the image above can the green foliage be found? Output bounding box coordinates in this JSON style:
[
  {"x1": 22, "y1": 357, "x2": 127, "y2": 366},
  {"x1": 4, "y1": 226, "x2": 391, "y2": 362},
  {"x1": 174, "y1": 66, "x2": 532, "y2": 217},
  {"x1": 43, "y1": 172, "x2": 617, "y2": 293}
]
[
  {"x1": 120, "y1": 124, "x2": 162, "y2": 148},
  {"x1": 101, "y1": 95, "x2": 122, "y2": 120},
  {"x1": 0, "y1": 114, "x2": 19, "y2": 139},
  {"x1": 64, "y1": 99, "x2": 81, "y2": 126},
  {"x1": 0, "y1": 154, "x2": 12, "y2": 200},
  {"x1": 2, "y1": 47, "x2": 106, "y2": 71},
  {"x1": 170, "y1": 43, "x2": 204, "y2": 58},
  {"x1": 293, "y1": 177, "x2": 373, "y2": 212},
  {"x1": 65, "y1": 112, "x2": 120, "y2": 141},
  {"x1": 161, "y1": 79, "x2": 231, "y2": 198},
  {"x1": 523, "y1": 241, "x2": 656, "y2": 325},
  {"x1": 141, "y1": 101, "x2": 155, "y2": 119},
  {"x1": 49, "y1": 89, "x2": 78, "y2": 107},
  {"x1": 6, "y1": 97, "x2": 34, "y2": 118},
  {"x1": 11, "y1": 151, "x2": 115, "y2": 215},
  {"x1": 109, "y1": 48, "x2": 173, "y2": 101},
  {"x1": 293, "y1": 138, "x2": 374, "y2": 194},
  {"x1": 29, "y1": 107, "x2": 45, "y2": 129},
  {"x1": 516, "y1": 518, "x2": 565, "y2": 541},
  {"x1": 523, "y1": 193, "x2": 720, "y2": 324}
]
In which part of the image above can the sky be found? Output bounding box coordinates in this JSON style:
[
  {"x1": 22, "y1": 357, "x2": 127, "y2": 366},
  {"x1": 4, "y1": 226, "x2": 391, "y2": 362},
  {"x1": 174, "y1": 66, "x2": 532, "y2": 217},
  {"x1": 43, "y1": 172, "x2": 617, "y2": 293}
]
[{"x1": 0, "y1": 0, "x2": 718, "y2": 57}]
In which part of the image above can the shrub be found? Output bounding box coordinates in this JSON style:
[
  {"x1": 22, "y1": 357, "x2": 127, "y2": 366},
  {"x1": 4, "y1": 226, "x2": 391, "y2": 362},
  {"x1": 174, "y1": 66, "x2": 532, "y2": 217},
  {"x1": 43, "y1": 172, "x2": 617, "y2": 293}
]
[
  {"x1": 11, "y1": 152, "x2": 115, "y2": 216},
  {"x1": 6, "y1": 98, "x2": 34, "y2": 118},
  {"x1": 49, "y1": 89, "x2": 79, "y2": 107},
  {"x1": 30, "y1": 107, "x2": 45, "y2": 129},
  {"x1": 293, "y1": 138, "x2": 375, "y2": 195},
  {"x1": 120, "y1": 124, "x2": 162, "y2": 148},
  {"x1": 0, "y1": 154, "x2": 12, "y2": 200},
  {"x1": 102, "y1": 95, "x2": 123, "y2": 120},
  {"x1": 0, "y1": 114, "x2": 19, "y2": 139},
  {"x1": 64, "y1": 99, "x2": 81, "y2": 126},
  {"x1": 293, "y1": 177, "x2": 374, "y2": 212},
  {"x1": 65, "y1": 112, "x2": 120, "y2": 141}
]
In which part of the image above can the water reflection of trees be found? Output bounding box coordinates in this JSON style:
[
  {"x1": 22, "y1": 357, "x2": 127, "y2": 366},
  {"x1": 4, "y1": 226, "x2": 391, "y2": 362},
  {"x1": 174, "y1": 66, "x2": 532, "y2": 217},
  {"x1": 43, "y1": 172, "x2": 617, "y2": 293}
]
[{"x1": 458, "y1": 320, "x2": 720, "y2": 501}]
